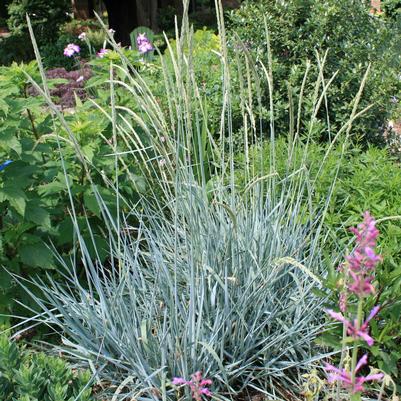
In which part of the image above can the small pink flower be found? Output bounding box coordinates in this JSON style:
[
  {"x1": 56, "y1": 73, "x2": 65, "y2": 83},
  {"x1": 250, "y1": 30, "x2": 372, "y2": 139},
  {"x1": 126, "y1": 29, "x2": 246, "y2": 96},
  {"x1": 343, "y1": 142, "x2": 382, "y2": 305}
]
[
  {"x1": 78, "y1": 32, "x2": 86, "y2": 40},
  {"x1": 339, "y1": 292, "x2": 347, "y2": 313},
  {"x1": 64, "y1": 43, "x2": 80, "y2": 57},
  {"x1": 172, "y1": 377, "x2": 188, "y2": 385},
  {"x1": 97, "y1": 48, "x2": 109, "y2": 58},
  {"x1": 76, "y1": 75, "x2": 84, "y2": 83},
  {"x1": 349, "y1": 211, "x2": 380, "y2": 249}
]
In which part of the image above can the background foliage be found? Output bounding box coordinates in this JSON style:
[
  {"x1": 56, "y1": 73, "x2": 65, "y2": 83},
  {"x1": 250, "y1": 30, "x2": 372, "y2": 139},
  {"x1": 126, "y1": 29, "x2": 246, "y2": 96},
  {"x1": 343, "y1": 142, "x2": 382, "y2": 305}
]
[
  {"x1": 0, "y1": 0, "x2": 71, "y2": 65},
  {"x1": 227, "y1": 0, "x2": 401, "y2": 145}
]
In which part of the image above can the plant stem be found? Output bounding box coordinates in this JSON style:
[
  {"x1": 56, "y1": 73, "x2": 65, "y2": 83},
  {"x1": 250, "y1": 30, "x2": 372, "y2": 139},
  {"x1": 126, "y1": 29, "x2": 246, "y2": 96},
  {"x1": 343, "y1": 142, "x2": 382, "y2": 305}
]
[
  {"x1": 351, "y1": 299, "x2": 364, "y2": 385},
  {"x1": 24, "y1": 84, "x2": 46, "y2": 164},
  {"x1": 336, "y1": 322, "x2": 347, "y2": 400}
]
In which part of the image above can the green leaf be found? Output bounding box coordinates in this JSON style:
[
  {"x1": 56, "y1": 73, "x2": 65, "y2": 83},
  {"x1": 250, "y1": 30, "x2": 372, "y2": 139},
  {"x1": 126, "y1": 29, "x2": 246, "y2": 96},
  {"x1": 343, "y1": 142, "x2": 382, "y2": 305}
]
[
  {"x1": 0, "y1": 128, "x2": 22, "y2": 155},
  {"x1": 0, "y1": 98, "x2": 9, "y2": 115},
  {"x1": 37, "y1": 181, "x2": 66, "y2": 196},
  {"x1": 19, "y1": 243, "x2": 55, "y2": 269},
  {"x1": 0, "y1": 187, "x2": 27, "y2": 216},
  {"x1": 83, "y1": 192, "x2": 100, "y2": 217},
  {"x1": 25, "y1": 205, "x2": 51, "y2": 229}
]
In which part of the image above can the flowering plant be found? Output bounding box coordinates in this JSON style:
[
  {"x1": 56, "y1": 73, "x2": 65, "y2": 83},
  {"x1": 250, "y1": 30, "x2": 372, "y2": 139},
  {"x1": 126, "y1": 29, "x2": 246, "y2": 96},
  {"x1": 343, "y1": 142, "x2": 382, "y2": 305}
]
[
  {"x1": 63, "y1": 43, "x2": 80, "y2": 57},
  {"x1": 172, "y1": 371, "x2": 212, "y2": 401},
  {"x1": 324, "y1": 212, "x2": 384, "y2": 400},
  {"x1": 136, "y1": 33, "x2": 154, "y2": 54}
]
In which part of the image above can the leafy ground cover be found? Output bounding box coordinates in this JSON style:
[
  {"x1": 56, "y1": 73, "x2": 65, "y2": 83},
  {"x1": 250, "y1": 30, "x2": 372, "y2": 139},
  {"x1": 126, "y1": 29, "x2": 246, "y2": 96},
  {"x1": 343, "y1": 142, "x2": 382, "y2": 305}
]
[{"x1": 0, "y1": 333, "x2": 94, "y2": 400}]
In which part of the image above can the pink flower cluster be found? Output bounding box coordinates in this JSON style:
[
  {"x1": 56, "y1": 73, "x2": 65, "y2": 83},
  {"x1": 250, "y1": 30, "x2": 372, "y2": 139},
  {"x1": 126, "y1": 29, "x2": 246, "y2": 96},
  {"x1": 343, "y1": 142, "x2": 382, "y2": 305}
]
[
  {"x1": 325, "y1": 355, "x2": 384, "y2": 394},
  {"x1": 172, "y1": 371, "x2": 212, "y2": 401},
  {"x1": 64, "y1": 43, "x2": 80, "y2": 57},
  {"x1": 326, "y1": 306, "x2": 379, "y2": 347},
  {"x1": 324, "y1": 212, "x2": 383, "y2": 394},
  {"x1": 136, "y1": 33, "x2": 154, "y2": 54}
]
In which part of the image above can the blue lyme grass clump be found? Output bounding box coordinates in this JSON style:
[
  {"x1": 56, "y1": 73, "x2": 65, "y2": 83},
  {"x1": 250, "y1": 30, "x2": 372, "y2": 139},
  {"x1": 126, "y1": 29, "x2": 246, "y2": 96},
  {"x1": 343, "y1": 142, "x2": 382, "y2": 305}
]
[{"x1": 15, "y1": 4, "x2": 376, "y2": 400}]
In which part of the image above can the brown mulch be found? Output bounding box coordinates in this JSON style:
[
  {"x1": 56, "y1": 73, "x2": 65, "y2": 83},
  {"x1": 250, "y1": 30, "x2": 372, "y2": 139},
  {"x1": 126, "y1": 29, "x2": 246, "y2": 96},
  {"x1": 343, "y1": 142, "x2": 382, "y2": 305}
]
[{"x1": 28, "y1": 64, "x2": 92, "y2": 108}]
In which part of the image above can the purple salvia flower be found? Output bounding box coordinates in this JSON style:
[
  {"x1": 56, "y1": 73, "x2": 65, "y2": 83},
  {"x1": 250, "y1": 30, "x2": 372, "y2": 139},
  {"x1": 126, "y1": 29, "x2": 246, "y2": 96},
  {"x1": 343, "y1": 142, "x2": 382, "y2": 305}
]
[{"x1": 64, "y1": 43, "x2": 80, "y2": 57}]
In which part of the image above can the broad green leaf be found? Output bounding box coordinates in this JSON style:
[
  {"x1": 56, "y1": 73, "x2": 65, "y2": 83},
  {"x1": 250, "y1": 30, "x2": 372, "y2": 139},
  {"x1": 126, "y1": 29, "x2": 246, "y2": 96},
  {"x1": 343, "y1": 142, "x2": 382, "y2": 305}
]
[
  {"x1": 0, "y1": 98, "x2": 9, "y2": 115},
  {"x1": 37, "y1": 181, "x2": 67, "y2": 196},
  {"x1": 83, "y1": 192, "x2": 100, "y2": 217},
  {"x1": 25, "y1": 205, "x2": 51, "y2": 228},
  {"x1": 19, "y1": 243, "x2": 55, "y2": 269},
  {"x1": 0, "y1": 187, "x2": 27, "y2": 216},
  {"x1": 0, "y1": 128, "x2": 22, "y2": 155}
]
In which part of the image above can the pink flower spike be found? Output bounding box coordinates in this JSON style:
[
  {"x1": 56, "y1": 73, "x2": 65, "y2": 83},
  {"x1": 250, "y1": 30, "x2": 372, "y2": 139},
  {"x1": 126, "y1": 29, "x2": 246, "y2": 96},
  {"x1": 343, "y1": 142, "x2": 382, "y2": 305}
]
[{"x1": 200, "y1": 379, "x2": 212, "y2": 386}]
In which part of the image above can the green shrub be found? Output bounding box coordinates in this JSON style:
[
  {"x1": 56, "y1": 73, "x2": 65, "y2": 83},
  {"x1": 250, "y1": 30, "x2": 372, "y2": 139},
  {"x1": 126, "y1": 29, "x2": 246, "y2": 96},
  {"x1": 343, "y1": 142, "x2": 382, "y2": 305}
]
[
  {"x1": 235, "y1": 138, "x2": 401, "y2": 383},
  {"x1": 228, "y1": 0, "x2": 401, "y2": 145},
  {"x1": 0, "y1": 0, "x2": 71, "y2": 65},
  {"x1": 0, "y1": 34, "x2": 34, "y2": 66},
  {"x1": 383, "y1": 0, "x2": 401, "y2": 19},
  {"x1": 148, "y1": 28, "x2": 242, "y2": 135},
  {"x1": 6, "y1": 0, "x2": 70, "y2": 45},
  {"x1": 0, "y1": 334, "x2": 94, "y2": 400}
]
